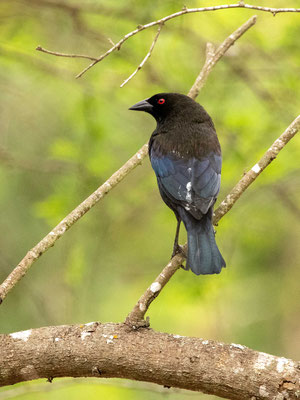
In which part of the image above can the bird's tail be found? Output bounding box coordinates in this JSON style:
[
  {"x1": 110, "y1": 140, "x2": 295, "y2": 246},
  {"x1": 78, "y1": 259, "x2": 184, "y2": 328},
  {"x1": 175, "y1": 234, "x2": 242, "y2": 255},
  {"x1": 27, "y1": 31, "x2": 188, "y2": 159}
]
[{"x1": 184, "y1": 214, "x2": 226, "y2": 275}]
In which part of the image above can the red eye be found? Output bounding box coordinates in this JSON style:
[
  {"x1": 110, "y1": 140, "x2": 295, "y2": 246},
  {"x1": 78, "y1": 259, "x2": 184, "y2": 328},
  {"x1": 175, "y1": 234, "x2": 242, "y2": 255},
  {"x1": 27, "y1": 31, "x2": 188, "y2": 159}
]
[{"x1": 157, "y1": 98, "x2": 165, "y2": 105}]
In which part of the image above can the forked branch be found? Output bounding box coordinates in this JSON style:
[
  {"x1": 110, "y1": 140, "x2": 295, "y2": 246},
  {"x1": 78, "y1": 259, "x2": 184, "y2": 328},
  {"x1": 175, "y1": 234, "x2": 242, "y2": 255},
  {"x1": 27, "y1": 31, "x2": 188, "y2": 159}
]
[
  {"x1": 0, "y1": 16, "x2": 257, "y2": 304},
  {"x1": 120, "y1": 22, "x2": 164, "y2": 87},
  {"x1": 35, "y1": 5, "x2": 300, "y2": 79},
  {"x1": 125, "y1": 115, "x2": 300, "y2": 326}
]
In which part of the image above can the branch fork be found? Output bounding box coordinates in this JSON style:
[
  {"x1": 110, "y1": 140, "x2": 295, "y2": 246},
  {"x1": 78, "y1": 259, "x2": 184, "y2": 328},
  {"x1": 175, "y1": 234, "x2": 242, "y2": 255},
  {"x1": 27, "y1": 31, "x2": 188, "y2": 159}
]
[
  {"x1": 125, "y1": 114, "x2": 300, "y2": 327},
  {"x1": 2, "y1": 16, "x2": 300, "y2": 322},
  {"x1": 1, "y1": 11, "x2": 300, "y2": 399},
  {"x1": 35, "y1": 5, "x2": 300, "y2": 79}
]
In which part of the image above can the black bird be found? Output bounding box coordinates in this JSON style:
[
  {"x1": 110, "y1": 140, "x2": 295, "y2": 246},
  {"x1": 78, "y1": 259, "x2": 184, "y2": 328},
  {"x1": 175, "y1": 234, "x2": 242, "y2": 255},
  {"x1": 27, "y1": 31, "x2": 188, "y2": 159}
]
[{"x1": 129, "y1": 93, "x2": 226, "y2": 275}]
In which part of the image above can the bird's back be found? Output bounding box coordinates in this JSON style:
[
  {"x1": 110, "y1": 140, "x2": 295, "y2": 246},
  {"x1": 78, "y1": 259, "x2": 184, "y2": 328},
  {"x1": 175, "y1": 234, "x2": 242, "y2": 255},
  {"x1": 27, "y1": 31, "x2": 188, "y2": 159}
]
[{"x1": 130, "y1": 92, "x2": 226, "y2": 275}]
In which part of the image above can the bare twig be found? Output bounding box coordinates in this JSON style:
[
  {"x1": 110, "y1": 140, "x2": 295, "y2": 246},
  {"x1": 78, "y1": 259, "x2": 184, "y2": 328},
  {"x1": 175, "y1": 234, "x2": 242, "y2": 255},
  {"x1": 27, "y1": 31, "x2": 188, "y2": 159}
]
[
  {"x1": 0, "y1": 44, "x2": 83, "y2": 83},
  {"x1": 35, "y1": 4, "x2": 299, "y2": 79},
  {"x1": 213, "y1": 116, "x2": 300, "y2": 222},
  {"x1": 188, "y1": 15, "x2": 257, "y2": 98},
  {"x1": 125, "y1": 115, "x2": 300, "y2": 326},
  {"x1": 0, "y1": 16, "x2": 256, "y2": 305},
  {"x1": 0, "y1": 16, "x2": 256, "y2": 304},
  {"x1": 126, "y1": 252, "x2": 185, "y2": 328},
  {"x1": 120, "y1": 23, "x2": 164, "y2": 88},
  {"x1": 36, "y1": 46, "x2": 98, "y2": 61}
]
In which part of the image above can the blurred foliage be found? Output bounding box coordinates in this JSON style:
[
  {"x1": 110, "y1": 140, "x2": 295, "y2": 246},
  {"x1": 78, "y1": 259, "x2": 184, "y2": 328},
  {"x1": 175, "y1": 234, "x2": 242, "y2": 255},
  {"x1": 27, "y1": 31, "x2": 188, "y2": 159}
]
[{"x1": 0, "y1": 0, "x2": 300, "y2": 399}]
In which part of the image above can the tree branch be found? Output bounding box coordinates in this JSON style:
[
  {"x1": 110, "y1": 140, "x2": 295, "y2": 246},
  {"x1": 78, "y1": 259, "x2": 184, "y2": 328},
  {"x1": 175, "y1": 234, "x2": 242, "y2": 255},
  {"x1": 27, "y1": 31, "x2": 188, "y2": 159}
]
[
  {"x1": 0, "y1": 145, "x2": 148, "y2": 304},
  {"x1": 1, "y1": 323, "x2": 299, "y2": 399},
  {"x1": 36, "y1": 46, "x2": 98, "y2": 61},
  {"x1": 35, "y1": 4, "x2": 300, "y2": 79},
  {"x1": 120, "y1": 22, "x2": 164, "y2": 88},
  {"x1": 213, "y1": 115, "x2": 300, "y2": 222},
  {"x1": 0, "y1": 16, "x2": 256, "y2": 304},
  {"x1": 188, "y1": 15, "x2": 257, "y2": 99},
  {"x1": 125, "y1": 115, "x2": 300, "y2": 326}
]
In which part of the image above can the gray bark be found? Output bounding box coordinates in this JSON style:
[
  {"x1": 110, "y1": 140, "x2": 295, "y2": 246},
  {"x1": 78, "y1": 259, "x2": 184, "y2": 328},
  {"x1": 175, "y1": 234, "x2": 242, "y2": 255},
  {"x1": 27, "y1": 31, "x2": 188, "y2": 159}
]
[{"x1": 1, "y1": 322, "x2": 299, "y2": 399}]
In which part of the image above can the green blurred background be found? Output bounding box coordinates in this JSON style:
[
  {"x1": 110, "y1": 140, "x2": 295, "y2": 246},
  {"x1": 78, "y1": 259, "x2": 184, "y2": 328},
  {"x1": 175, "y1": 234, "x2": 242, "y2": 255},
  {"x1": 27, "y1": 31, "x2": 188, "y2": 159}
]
[{"x1": 0, "y1": 0, "x2": 299, "y2": 399}]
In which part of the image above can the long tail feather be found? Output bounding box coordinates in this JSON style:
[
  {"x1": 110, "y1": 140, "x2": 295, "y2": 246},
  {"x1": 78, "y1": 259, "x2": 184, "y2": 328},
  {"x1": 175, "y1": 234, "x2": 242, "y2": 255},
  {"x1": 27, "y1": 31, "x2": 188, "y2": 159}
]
[{"x1": 180, "y1": 212, "x2": 226, "y2": 275}]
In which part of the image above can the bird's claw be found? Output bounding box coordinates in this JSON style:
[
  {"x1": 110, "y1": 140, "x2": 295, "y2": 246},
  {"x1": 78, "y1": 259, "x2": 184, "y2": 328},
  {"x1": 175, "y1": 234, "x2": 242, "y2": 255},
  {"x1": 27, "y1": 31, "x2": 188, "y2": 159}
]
[
  {"x1": 171, "y1": 243, "x2": 185, "y2": 258},
  {"x1": 171, "y1": 244, "x2": 186, "y2": 270}
]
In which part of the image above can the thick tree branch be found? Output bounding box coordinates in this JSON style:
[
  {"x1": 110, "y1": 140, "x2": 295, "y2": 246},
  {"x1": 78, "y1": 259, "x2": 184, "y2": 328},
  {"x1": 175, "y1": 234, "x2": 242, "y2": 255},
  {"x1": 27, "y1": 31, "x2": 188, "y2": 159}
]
[
  {"x1": 0, "y1": 16, "x2": 255, "y2": 304},
  {"x1": 126, "y1": 115, "x2": 300, "y2": 326},
  {"x1": 35, "y1": 5, "x2": 299, "y2": 79},
  {"x1": 1, "y1": 323, "x2": 299, "y2": 399}
]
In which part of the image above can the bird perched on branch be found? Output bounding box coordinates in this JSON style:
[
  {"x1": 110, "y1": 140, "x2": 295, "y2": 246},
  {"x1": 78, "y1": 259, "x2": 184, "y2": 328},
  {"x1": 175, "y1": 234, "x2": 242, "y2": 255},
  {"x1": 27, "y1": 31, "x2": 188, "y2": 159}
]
[{"x1": 129, "y1": 93, "x2": 225, "y2": 275}]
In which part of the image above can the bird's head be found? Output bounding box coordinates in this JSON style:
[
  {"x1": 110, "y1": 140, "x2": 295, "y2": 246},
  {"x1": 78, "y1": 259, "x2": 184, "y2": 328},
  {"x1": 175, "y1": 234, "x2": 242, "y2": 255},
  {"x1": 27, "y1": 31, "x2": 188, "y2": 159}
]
[{"x1": 129, "y1": 93, "x2": 205, "y2": 124}]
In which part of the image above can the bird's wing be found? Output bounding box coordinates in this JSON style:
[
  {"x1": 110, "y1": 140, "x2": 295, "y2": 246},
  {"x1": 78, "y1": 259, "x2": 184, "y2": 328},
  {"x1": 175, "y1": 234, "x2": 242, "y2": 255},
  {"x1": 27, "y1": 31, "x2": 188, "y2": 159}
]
[{"x1": 150, "y1": 148, "x2": 221, "y2": 218}]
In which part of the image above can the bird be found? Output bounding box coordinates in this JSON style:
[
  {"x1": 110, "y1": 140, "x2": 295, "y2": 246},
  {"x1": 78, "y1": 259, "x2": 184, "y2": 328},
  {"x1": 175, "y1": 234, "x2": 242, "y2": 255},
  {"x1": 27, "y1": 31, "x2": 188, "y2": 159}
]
[{"x1": 129, "y1": 93, "x2": 226, "y2": 275}]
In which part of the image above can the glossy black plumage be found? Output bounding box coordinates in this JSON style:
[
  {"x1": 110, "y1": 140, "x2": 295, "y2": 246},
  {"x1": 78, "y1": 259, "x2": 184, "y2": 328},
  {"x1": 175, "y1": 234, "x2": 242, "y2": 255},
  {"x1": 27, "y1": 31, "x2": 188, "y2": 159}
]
[{"x1": 130, "y1": 93, "x2": 226, "y2": 275}]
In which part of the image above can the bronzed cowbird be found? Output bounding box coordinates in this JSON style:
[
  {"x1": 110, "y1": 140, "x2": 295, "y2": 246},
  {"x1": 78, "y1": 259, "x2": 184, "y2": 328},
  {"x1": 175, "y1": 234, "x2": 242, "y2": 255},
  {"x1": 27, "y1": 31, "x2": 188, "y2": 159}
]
[{"x1": 130, "y1": 93, "x2": 226, "y2": 275}]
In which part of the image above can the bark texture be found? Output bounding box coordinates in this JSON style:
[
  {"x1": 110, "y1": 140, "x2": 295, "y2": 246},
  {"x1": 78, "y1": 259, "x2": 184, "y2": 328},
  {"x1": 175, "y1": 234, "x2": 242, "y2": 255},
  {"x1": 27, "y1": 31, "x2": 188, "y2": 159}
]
[{"x1": 1, "y1": 323, "x2": 300, "y2": 399}]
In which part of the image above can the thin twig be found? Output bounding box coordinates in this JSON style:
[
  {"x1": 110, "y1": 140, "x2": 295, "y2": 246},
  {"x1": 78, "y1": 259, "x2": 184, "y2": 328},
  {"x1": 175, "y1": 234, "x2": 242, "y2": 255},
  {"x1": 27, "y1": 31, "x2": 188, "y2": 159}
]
[
  {"x1": 188, "y1": 16, "x2": 257, "y2": 98},
  {"x1": 70, "y1": 4, "x2": 299, "y2": 78},
  {"x1": 36, "y1": 46, "x2": 98, "y2": 61},
  {"x1": 120, "y1": 23, "x2": 164, "y2": 88},
  {"x1": 125, "y1": 115, "x2": 300, "y2": 326},
  {"x1": 0, "y1": 16, "x2": 256, "y2": 305},
  {"x1": 213, "y1": 116, "x2": 300, "y2": 222}
]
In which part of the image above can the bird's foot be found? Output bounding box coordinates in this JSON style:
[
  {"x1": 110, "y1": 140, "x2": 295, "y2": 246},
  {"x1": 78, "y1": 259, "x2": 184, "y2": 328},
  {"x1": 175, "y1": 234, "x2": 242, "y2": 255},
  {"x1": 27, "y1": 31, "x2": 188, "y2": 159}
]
[
  {"x1": 171, "y1": 243, "x2": 185, "y2": 258},
  {"x1": 171, "y1": 244, "x2": 186, "y2": 269}
]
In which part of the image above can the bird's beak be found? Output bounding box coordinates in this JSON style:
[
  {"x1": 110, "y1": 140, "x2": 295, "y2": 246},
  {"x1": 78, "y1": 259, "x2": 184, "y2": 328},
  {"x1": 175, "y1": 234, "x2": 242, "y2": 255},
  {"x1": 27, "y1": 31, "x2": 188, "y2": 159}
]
[{"x1": 129, "y1": 99, "x2": 153, "y2": 112}]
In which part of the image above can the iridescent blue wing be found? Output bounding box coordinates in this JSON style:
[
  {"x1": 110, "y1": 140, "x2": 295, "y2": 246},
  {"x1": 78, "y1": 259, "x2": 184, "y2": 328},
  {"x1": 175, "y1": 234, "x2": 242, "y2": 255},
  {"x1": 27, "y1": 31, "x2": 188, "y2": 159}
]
[{"x1": 150, "y1": 147, "x2": 221, "y2": 218}]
